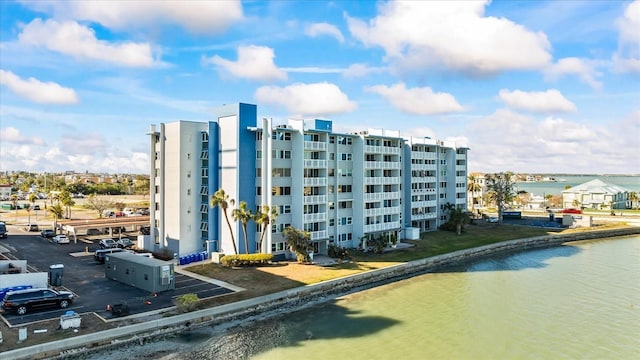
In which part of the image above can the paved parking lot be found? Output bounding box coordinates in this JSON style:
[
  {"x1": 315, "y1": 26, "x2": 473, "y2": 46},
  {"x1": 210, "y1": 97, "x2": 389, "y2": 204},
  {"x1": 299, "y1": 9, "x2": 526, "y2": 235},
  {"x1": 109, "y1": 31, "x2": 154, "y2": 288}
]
[{"x1": 0, "y1": 226, "x2": 234, "y2": 327}]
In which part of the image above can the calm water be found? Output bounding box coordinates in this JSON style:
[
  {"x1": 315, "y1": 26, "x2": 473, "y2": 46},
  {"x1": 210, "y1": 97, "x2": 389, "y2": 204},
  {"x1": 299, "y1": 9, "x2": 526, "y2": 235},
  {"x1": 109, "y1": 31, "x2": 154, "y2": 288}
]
[
  {"x1": 92, "y1": 236, "x2": 640, "y2": 360},
  {"x1": 515, "y1": 174, "x2": 640, "y2": 196},
  {"x1": 248, "y1": 236, "x2": 640, "y2": 360}
]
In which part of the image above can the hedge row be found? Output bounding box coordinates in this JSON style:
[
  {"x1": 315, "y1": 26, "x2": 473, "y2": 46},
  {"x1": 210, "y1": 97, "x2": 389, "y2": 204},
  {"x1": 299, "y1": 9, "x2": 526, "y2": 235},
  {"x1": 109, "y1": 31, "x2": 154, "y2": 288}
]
[{"x1": 220, "y1": 253, "x2": 274, "y2": 267}]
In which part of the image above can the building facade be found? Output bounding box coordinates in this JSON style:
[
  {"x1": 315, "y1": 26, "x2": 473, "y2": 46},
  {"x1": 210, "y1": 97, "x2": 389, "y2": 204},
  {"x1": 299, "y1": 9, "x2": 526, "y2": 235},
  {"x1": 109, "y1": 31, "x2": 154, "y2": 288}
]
[
  {"x1": 562, "y1": 179, "x2": 629, "y2": 210},
  {"x1": 149, "y1": 103, "x2": 469, "y2": 259}
]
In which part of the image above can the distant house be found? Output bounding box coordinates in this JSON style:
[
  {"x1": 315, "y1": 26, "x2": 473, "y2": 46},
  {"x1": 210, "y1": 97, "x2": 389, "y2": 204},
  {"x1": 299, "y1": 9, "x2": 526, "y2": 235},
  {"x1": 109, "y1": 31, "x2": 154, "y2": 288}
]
[
  {"x1": 0, "y1": 184, "x2": 11, "y2": 199},
  {"x1": 562, "y1": 179, "x2": 629, "y2": 210}
]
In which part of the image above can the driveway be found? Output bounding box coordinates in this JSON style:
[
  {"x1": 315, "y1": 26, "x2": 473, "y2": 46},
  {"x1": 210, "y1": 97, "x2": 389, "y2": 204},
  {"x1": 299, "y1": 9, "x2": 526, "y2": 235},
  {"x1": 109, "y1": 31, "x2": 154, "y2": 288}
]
[{"x1": 0, "y1": 226, "x2": 233, "y2": 326}]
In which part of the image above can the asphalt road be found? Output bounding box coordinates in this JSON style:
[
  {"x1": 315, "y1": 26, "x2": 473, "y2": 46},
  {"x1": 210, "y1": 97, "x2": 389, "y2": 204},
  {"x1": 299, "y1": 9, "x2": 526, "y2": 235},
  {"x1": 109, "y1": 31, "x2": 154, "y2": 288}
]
[{"x1": 0, "y1": 226, "x2": 233, "y2": 326}]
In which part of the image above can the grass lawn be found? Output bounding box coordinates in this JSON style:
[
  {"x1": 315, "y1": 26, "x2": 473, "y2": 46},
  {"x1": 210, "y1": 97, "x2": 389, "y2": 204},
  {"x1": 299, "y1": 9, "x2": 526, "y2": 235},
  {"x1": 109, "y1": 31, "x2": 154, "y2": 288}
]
[{"x1": 185, "y1": 222, "x2": 562, "y2": 308}]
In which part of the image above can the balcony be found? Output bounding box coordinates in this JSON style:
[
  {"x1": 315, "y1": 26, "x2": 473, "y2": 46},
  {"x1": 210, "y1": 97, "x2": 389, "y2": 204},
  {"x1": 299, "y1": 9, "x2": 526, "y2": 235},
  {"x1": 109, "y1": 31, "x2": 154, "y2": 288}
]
[
  {"x1": 364, "y1": 176, "x2": 402, "y2": 185},
  {"x1": 364, "y1": 222, "x2": 401, "y2": 233},
  {"x1": 304, "y1": 195, "x2": 327, "y2": 204},
  {"x1": 304, "y1": 159, "x2": 327, "y2": 168},
  {"x1": 310, "y1": 230, "x2": 328, "y2": 241},
  {"x1": 304, "y1": 212, "x2": 327, "y2": 223},
  {"x1": 412, "y1": 151, "x2": 437, "y2": 160},
  {"x1": 365, "y1": 206, "x2": 401, "y2": 217},
  {"x1": 364, "y1": 191, "x2": 402, "y2": 202},
  {"x1": 304, "y1": 141, "x2": 327, "y2": 151},
  {"x1": 303, "y1": 177, "x2": 327, "y2": 187},
  {"x1": 365, "y1": 145, "x2": 401, "y2": 155},
  {"x1": 364, "y1": 161, "x2": 401, "y2": 170}
]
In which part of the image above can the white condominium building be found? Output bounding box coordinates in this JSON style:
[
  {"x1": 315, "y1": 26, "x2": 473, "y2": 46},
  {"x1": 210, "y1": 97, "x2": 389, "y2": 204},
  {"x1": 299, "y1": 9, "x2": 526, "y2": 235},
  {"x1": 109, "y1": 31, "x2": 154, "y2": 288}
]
[{"x1": 149, "y1": 103, "x2": 469, "y2": 259}]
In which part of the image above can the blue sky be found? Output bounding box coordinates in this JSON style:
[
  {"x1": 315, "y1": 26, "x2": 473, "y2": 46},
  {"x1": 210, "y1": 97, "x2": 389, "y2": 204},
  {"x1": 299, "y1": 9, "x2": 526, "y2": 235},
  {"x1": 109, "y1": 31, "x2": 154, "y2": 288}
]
[{"x1": 1, "y1": 0, "x2": 638, "y2": 175}]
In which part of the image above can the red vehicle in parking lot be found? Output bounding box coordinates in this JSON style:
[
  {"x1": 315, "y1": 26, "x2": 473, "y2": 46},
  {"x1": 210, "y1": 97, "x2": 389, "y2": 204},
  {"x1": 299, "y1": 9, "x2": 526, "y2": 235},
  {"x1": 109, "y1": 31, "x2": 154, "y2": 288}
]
[{"x1": 562, "y1": 208, "x2": 582, "y2": 214}]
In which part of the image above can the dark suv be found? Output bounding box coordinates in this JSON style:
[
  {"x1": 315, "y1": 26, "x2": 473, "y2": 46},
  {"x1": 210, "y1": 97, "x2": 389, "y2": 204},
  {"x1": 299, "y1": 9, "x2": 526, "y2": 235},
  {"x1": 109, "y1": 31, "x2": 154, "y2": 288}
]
[{"x1": 1, "y1": 288, "x2": 74, "y2": 315}]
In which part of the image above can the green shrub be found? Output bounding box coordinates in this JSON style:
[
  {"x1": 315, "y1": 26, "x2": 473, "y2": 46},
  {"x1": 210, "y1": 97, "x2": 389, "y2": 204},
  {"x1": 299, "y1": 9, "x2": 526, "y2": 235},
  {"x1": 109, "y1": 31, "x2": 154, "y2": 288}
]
[
  {"x1": 220, "y1": 253, "x2": 274, "y2": 267},
  {"x1": 175, "y1": 293, "x2": 199, "y2": 312},
  {"x1": 328, "y1": 244, "x2": 350, "y2": 260}
]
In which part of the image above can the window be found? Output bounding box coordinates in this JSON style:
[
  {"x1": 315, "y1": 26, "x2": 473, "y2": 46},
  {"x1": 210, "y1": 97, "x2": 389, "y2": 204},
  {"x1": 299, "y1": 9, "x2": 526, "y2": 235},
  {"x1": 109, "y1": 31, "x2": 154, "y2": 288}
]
[
  {"x1": 187, "y1": 189, "x2": 191, "y2": 196},
  {"x1": 339, "y1": 201, "x2": 352, "y2": 209},
  {"x1": 272, "y1": 186, "x2": 291, "y2": 196},
  {"x1": 187, "y1": 153, "x2": 191, "y2": 160},
  {"x1": 341, "y1": 153, "x2": 352, "y2": 161}
]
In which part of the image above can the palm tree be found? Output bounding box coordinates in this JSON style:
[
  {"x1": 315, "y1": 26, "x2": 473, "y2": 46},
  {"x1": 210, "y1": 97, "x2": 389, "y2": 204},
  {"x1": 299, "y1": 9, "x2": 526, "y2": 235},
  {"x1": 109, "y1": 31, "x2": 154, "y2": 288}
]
[
  {"x1": 210, "y1": 189, "x2": 238, "y2": 255},
  {"x1": 467, "y1": 173, "x2": 481, "y2": 215},
  {"x1": 49, "y1": 204, "x2": 64, "y2": 234},
  {"x1": 59, "y1": 189, "x2": 75, "y2": 219},
  {"x1": 254, "y1": 205, "x2": 278, "y2": 253},
  {"x1": 232, "y1": 201, "x2": 254, "y2": 254}
]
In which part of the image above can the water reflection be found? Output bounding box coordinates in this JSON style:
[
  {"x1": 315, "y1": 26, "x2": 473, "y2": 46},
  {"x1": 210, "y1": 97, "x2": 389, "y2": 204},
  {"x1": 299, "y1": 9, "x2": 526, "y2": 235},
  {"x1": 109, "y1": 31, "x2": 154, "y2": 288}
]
[{"x1": 435, "y1": 244, "x2": 581, "y2": 273}]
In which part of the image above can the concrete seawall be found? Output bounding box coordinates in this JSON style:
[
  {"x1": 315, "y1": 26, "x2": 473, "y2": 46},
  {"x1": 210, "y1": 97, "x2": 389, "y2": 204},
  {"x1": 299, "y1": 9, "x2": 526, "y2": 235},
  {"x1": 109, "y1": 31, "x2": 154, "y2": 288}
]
[{"x1": 5, "y1": 227, "x2": 640, "y2": 360}]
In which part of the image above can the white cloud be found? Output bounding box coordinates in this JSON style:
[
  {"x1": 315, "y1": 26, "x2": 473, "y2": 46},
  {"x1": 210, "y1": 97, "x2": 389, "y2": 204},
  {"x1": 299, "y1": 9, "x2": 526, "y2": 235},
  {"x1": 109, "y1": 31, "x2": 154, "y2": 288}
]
[
  {"x1": 366, "y1": 83, "x2": 463, "y2": 115},
  {"x1": 465, "y1": 109, "x2": 637, "y2": 174},
  {"x1": 305, "y1": 22, "x2": 345, "y2": 43},
  {"x1": 498, "y1": 89, "x2": 576, "y2": 113},
  {"x1": 0, "y1": 127, "x2": 45, "y2": 145},
  {"x1": 342, "y1": 63, "x2": 386, "y2": 78},
  {"x1": 18, "y1": 19, "x2": 158, "y2": 67},
  {"x1": 20, "y1": 0, "x2": 243, "y2": 35},
  {"x1": 0, "y1": 69, "x2": 79, "y2": 104},
  {"x1": 204, "y1": 45, "x2": 287, "y2": 82},
  {"x1": 613, "y1": 0, "x2": 640, "y2": 74},
  {"x1": 544, "y1": 57, "x2": 603, "y2": 90},
  {"x1": 254, "y1": 82, "x2": 357, "y2": 117},
  {"x1": 347, "y1": 1, "x2": 551, "y2": 75}
]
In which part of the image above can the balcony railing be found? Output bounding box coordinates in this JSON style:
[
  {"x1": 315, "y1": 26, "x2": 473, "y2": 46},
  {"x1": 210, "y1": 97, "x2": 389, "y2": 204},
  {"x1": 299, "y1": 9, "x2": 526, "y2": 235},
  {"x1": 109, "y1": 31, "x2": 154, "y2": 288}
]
[
  {"x1": 364, "y1": 161, "x2": 401, "y2": 170},
  {"x1": 365, "y1": 145, "x2": 401, "y2": 154},
  {"x1": 304, "y1": 141, "x2": 327, "y2": 151},
  {"x1": 364, "y1": 222, "x2": 400, "y2": 233},
  {"x1": 364, "y1": 191, "x2": 402, "y2": 202},
  {"x1": 303, "y1": 177, "x2": 327, "y2": 187},
  {"x1": 304, "y1": 212, "x2": 327, "y2": 223},
  {"x1": 364, "y1": 206, "x2": 401, "y2": 217},
  {"x1": 310, "y1": 230, "x2": 328, "y2": 240},
  {"x1": 364, "y1": 176, "x2": 402, "y2": 185},
  {"x1": 304, "y1": 195, "x2": 327, "y2": 204},
  {"x1": 304, "y1": 159, "x2": 327, "y2": 168}
]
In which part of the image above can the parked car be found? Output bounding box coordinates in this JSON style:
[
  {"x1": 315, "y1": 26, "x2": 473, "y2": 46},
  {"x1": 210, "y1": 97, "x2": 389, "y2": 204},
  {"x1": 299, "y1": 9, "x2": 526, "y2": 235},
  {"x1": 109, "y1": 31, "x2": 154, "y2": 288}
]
[
  {"x1": 1, "y1": 288, "x2": 74, "y2": 315},
  {"x1": 53, "y1": 234, "x2": 69, "y2": 244},
  {"x1": 41, "y1": 229, "x2": 55, "y2": 238},
  {"x1": 99, "y1": 238, "x2": 118, "y2": 249},
  {"x1": 94, "y1": 248, "x2": 126, "y2": 263},
  {"x1": 139, "y1": 226, "x2": 150, "y2": 235},
  {"x1": 25, "y1": 224, "x2": 39, "y2": 232},
  {"x1": 33, "y1": 205, "x2": 40, "y2": 210},
  {"x1": 116, "y1": 238, "x2": 135, "y2": 249},
  {"x1": 487, "y1": 217, "x2": 499, "y2": 223},
  {"x1": 0, "y1": 222, "x2": 8, "y2": 238}
]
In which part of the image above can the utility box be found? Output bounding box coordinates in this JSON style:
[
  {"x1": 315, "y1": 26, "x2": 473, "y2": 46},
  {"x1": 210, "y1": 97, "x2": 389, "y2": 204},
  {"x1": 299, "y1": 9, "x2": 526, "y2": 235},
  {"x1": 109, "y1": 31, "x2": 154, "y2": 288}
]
[
  {"x1": 49, "y1": 264, "x2": 64, "y2": 287},
  {"x1": 60, "y1": 311, "x2": 81, "y2": 329},
  {"x1": 104, "y1": 252, "x2": 175, "y2": 293}
]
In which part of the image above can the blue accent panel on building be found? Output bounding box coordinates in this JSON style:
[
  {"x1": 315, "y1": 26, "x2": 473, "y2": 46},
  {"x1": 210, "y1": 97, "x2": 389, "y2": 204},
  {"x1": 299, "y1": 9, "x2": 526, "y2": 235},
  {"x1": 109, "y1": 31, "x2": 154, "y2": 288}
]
[
  {"x1": 237, "y1": 103, "x2": 257, "y2": 253},
  {"x1": 208, "y1": 121, "x2": 220, "y2": 251},
  {"x1": 314, "y1": 119, "x2": 332, "y2": 132}
]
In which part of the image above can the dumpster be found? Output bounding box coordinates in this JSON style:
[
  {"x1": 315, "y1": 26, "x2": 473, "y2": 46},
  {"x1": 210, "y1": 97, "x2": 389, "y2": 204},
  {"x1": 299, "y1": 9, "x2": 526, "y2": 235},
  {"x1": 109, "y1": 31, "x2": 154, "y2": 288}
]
[{"x1": 60, "y1": 311, "x2": 81, "y2": 329}]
